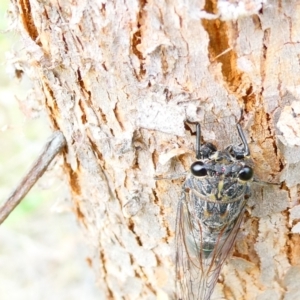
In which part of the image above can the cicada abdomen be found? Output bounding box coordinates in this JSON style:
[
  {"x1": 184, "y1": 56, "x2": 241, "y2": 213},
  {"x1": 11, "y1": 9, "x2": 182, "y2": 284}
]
[{"x1": 176, "y1": 124, "x2": 253, "y2": 300}]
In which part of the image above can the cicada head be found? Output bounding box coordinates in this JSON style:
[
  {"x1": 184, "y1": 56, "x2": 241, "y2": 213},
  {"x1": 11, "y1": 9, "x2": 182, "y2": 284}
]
[
  {"x1": 189, "y1": 123, "x2": 253, "y2": 202},
  {"x1": 189, "y1": 154, "x2": 253, "y2": 202}
]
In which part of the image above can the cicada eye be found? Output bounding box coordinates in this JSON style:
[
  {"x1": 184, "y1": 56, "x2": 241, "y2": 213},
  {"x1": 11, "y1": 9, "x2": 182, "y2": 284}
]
[
  {"x1": 191, "y1": 161, "x2": 207, "y2": 177},
  {"x1": 238, "y1": 166, "x2": 253, "y2": 181}
]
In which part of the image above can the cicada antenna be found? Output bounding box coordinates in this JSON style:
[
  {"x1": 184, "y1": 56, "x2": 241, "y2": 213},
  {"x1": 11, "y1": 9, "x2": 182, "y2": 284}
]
[
  {"x1": 236, "y1": 124, "x2": 250, "y2": 157},
  {"x1": 185, "y1": 120, "x2": 202, "y2": 159},
  {"x1": 234, "y1": 108, "x2": 250, "y2": 158},
  {"x1": 196, "y1": 123, "x2": 201, "y2": 159}
]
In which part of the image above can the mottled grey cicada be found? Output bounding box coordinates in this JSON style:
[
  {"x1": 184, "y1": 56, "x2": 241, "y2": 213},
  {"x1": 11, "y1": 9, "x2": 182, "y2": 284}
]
[{"x1": 176, "y1": 123, "x2": 253, "y2": 300}]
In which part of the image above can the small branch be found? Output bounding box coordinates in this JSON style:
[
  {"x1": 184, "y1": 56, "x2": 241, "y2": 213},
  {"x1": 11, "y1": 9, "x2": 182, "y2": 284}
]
[{"x1": 0, "y1": 131, "x2": 66, "y2": 225}]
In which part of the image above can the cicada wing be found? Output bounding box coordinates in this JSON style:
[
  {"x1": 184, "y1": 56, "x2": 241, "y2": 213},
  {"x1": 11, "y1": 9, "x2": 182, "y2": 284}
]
[
  {"x1": 176, "y1": 196, "x2": 201, "y2": 300},
  {"x1": 175, "y1": 190, "x2": 247, "y2": 300},
  {"x1": 202, "y1": 205, "x2": 247, "y2": 299}
]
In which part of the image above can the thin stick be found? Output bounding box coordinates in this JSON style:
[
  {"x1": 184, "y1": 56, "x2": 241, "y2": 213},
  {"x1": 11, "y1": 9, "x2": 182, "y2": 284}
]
[{"x1": 0, "y1": 131, "x2": 66, "y2": 224}]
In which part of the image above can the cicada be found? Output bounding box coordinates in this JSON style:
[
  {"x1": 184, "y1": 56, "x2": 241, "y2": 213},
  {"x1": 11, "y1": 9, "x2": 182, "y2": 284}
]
[{"x1": 176, "y1": 123, "x2": 253, "y2": 300}]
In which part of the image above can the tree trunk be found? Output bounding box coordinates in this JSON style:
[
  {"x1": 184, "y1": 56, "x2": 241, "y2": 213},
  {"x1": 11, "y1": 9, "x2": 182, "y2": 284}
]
[{"x1": 9, "y1": 0, "x2": 300, "y2": 299}]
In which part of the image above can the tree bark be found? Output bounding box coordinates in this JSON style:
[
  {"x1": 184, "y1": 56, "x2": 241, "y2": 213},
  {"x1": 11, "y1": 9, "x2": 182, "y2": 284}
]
[{"x1": 9, "y1": 0, "x2": 300, "y2": 299}]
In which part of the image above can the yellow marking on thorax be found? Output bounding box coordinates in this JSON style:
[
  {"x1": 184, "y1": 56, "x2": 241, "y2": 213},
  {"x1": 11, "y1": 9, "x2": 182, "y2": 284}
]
[{"x1": 217, "y1": 177, "x2": 224, "y2": 199}]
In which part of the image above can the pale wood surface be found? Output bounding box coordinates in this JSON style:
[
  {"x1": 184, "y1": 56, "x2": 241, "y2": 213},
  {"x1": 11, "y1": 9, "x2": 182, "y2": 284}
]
[{"x1": 9, "y1": 0, "x2": 300, "y2": 299}]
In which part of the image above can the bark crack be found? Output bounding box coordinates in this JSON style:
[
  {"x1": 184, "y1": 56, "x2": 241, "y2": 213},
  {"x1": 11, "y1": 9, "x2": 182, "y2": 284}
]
[
  {"x1": 19, "y1": 0, "x2": 40, "y2": 44},
  {"x1": 130, "y1": 1, "x2": 148, "y2": 78},
  {"x1": 201, "y1": 0, "x2": 250, "y2": 103}
]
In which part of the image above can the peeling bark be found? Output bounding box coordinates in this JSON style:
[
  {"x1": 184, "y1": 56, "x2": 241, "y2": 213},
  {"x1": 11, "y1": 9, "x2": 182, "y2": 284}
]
[{"x1": 8, "y1": 0, "x2": 300, "y2": 299}]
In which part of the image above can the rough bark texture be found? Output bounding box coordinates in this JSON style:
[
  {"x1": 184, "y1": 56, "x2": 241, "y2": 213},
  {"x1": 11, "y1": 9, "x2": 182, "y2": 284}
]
[{"x1": 8, "y1": 0, "x2": 300, "y2": 299}]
